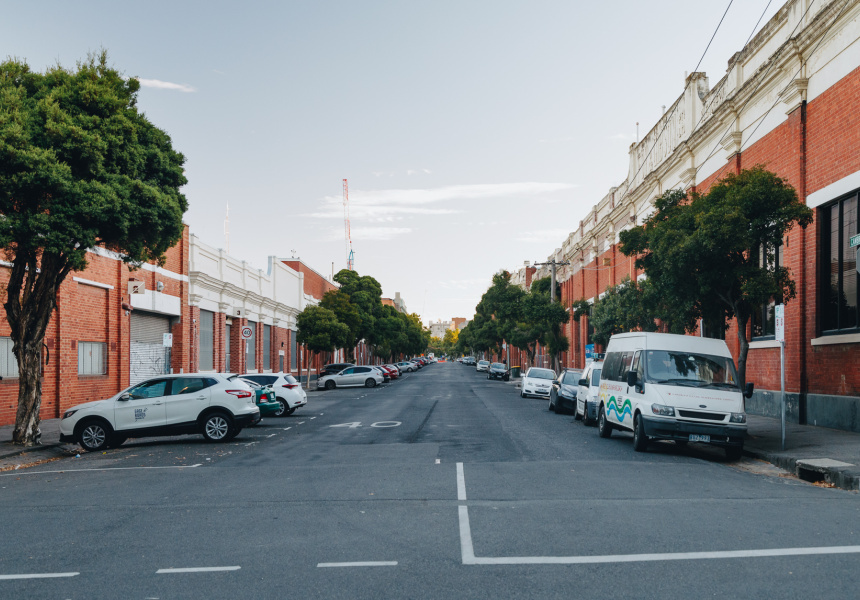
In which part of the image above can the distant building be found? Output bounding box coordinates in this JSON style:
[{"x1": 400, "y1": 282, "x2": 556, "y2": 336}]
[
  {"x1": 429, "y1": 320, "x2": 452, "y2": 340},
  {"x1": 382, "y1": 291, "x2": 408, "y2": 314},
  {"x1": 452, "y1": 317, "x2": 468, "y2": 331}
]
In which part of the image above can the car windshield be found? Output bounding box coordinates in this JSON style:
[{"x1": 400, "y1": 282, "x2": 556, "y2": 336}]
[
  {"x1": 478, "y1": 361, "x2": 489, "y2": 365},
  {"x1": 491, "y1": 363, "x2": 505, "y2": 369},
  {"x1": 645, "y1": 350, "x2": 739, "y2": 389},
  {"x1": 528, "y1": 369, "x2": 555, "y2": 380},
  {"x1": 562, "y1": 371, "x2": 580, "y2": 385}
]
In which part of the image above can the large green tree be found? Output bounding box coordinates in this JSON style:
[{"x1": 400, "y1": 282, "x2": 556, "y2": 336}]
[
  {"x1": 332, "y1": 269, "x2": 384, "y2": 354},
  {"x1": 589, "y1": 277, "x2": 658, "y2": 347},
  {"x1": 619, "y1": 167, "x2": 813, "y2": 386},
  {"x1": 296, "y1": 305, "x2": 351, "y2": 354},
  {"x1": 0, "y1": 53, "x2": 188, "y2": 445}
]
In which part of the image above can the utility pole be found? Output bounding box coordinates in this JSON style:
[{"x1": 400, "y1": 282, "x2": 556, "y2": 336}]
[{"x1": 532, "y1": 258, "x2": 571, "y2": 372}]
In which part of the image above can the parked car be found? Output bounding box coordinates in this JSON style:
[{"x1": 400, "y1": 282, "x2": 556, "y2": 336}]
[
  {"x1": 487, "y1": 362, "x2": 510, "y2": 381},
  {"x1": 317, "y1": 366, "x2": 385, "y2": 390},
  {"x1": 520, "y1": 367, "x2": 556, "y2": 398},
  {"x1": 240, "y1": 372, "x2": 307, "y2": 416},
  {"x1": 397, "y1": 361, "x2": 418, "y2": 373},
  {"x1": 577, "y1": 360, "x2": 603, "y2": 425},
  {"x1": 367, "y1": 365, "x2": 390, "y2": 383},
  {"x1": 59, "y1": 373, "x2": 260, "y2": 451},
  {"x1": 381, "y1": 365, "x2": 400, "y2": 379},
  {"x1": 476, "y1": 360, "x2": 490, "y2": 372},
  {"x1": 597, "y1": 332, "x2": 751, "y2": 459},
  {"x1": 549, "y1": 369, "x2": 582, "y2": 414},
  {"x1": 323, "y1": 362, "x2": 356, "y2": 376},
  {"x1": 233, "y1": 377, "x2": 281, "y2": 420}
]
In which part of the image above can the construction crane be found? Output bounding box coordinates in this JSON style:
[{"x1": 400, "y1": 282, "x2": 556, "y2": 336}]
[{"x1": 343, "y1": 178, "x2": 355, "y2": 271}]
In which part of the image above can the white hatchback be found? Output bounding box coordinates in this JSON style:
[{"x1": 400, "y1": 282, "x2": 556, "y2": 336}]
[
  {"x1": 520, "y1": 367, "x2": 557, "y2": 398},
  {"x1": 241, "y1": 372, "x2": 307, "y2": 416},
  {"x1": 317, "y1": 366, "x2": 384, "y2": 390},
  {"x1": 59, "y1": 373, "x2": 260, "y2": 452}
]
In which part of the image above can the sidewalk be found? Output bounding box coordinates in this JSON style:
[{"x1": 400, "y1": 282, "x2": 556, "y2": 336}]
[{"x1": 3, "y1": 409, "x2": 860, "y2": 491}]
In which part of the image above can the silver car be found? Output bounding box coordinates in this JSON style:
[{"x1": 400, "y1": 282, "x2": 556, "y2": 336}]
[{"x1": 317, "y1": 366, "x2": 384, "y2": 390}]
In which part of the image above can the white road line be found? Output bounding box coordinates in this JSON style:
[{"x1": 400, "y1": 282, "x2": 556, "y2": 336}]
[
  {"x1": 157, "y1": 566, "x2": 241, "y2": 573},
  {"x1": 0, "y1": 572, "x2": 79, "y2": 580},
  {"x1": 310, "y1": 417, "x2": 316, "y2": 420},
  {"x1": 297, "y1": 421, "x2": 305, "y2": 425},
  {"x1": 458, "y1": 506, "x2": 476, "y2": 563},
  {"x1": 283, "y1": 427, "x2": 292, "y2": 431},
  {"x1": 461, "y1": 545, "x2": 860, "y2": 566},
  {"x1": 456, "y1": 462, "x2": 467, "y2": 501},
  {"x1": 435, "y1": 459, "x2": 441, "y2": 464},
  {"x1": 1, "y1": 465, "x2": 202, "y2": 477},
  {"x1": 317, "y1": 562, "x2": 398, "y2": 568},
  {"x1": 267, "y1": 434, "x2": 277, "y2": 438}
]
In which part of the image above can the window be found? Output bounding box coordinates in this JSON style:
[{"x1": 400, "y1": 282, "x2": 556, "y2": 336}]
[
  {"x1": 591, "y1": 368, "x2": 602, "y2": 386},
  {"x1": 246, "y1": 321, "x2": 256, "y2": 370},
  {"x1": 263, "y1": 324, "x2": 271, "y2": 371},
  {"x1": 225, "y1": 324, "x2": 232, "y2": 372},
  {"x1": 78, "y1": 341, "x2": 106, "y2": 375},
  {"x1": 822, "y1": 193, "x2": 859, "y2": 333},
  {"x1": 602, "y1": 352, "x2": 623, "y2": 382},
  {"x1": 171, "y1": 377, "x2": 210, "y2": 395},
  {"x1": 751, "y1": 243, "x2": 783, "y2": 339},
  {"x1": 199, "y1": 310, "x2": 214, "y2": 371},
  {"x1": 128, "y1": 379, "x2": 169, "y2": 399},
  {"x1": 0, "y1": 337, "x2": 18, "y2": 378}
]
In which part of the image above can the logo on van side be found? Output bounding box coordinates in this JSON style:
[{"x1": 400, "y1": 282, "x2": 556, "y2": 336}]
[{"x1": 606, "y1": 396, "x2": 632, "y2": 422}]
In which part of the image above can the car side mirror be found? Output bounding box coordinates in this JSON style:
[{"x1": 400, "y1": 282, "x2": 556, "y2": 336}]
[
  {"x1": 118, "y1": 393, "x2": 131, "y2": 401},
  {"x1": 744, "y1": 382, "x2": 755, "y2": 399},
  {"x1": 578, "y1": 378, "x2": 587, "y2": 386}
]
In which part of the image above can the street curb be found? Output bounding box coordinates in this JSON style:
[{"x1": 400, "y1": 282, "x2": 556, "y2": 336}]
[
  {"x1": 0, "y1": 442, "x2": 64, "y2": 461},
  {"x1": 743, "y1": 447, "x2": 860, "y2": 492}
]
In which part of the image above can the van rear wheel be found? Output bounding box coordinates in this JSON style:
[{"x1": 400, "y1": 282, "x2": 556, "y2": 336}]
[
  {"x1": 598, "y1": 405, "x2": 612, "y2": 438},
  {"x1": 632, "y1": 413, "x2": 648, "y2": 452}
]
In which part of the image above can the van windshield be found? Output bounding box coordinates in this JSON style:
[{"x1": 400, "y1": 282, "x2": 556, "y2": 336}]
[{"x1": 644, "y1": 350, "x2": 739, "y2": 390}]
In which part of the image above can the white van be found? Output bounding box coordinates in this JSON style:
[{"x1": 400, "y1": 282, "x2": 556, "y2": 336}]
[{"x1": 596, "y1": 332, "x2": 753, "y2": 460}]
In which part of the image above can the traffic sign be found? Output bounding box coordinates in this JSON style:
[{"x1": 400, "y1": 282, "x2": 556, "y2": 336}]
[
  {"x1": 162, "y1": 333, "x2": 173, "y2": 347},
  {"x1": 241, "y1": 326, "x2": 253, "y2": 339},
  {"x1": 849, "y1": 233, "x2": 860, "y2": 248},
  {"x1": 775, "y1": 304, "x2": 785, "y2": 342}
]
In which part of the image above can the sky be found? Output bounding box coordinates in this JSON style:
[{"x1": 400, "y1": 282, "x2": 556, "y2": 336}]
[{"x1": 1, "y1": 0, "x2": 783, "y2": 325}]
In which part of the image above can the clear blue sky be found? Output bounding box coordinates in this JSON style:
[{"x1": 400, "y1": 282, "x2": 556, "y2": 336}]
[{"x1": 2, "y1": 0, "x2": 781, "y2": 324}]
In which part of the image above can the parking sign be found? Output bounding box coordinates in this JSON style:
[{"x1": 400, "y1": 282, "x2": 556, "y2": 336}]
[{"x1": 775, "y1": 304, "x2": 785, "y2": 342}]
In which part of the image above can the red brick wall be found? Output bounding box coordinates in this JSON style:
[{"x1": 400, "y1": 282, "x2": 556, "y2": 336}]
[{"x1": 283, "y1": 260, "x2": 338, "y2": 301}]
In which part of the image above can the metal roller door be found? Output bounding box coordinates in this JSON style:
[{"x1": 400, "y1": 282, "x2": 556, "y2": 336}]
[{"x1": 130, "y1": 312, "x2": 172, "y2": 385}]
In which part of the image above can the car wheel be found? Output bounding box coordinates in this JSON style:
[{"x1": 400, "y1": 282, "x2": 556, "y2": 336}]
[
  {"x1": 725, "y1": 446, "x2": 743, "y2": 461},
  {"x1": 77, "y1": 419, "x2": 112, "y2": 452},
  {"x1": 325, "y1": 380, "x2": 336, "y2": 390},
  {"x1": 202, "y1": 412, "x2": 233, "y2": 442},
  {"x1": 598, "y1": 405, "x2": 613, "y2": 438},
  {"x1": 573, "y1": 401, "x2": 583, "y2": 421},
  {"x1": 520, "y1": 390, "x2": 526, "y2": 398},
  {"x1": 548, "y1": 396, "x2": 555, "y2": 412},
  {"x1": 632, "y1": 413, "x2": 648, "y2": 452},
  {"x1": 274, "y1": 398, "x2": 288, "y2": 417},
  {"x1": 365, "y1": 378, "x2": 377, "y2": 388}
]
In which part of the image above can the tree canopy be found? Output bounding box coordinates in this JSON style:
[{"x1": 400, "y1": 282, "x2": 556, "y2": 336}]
[
  {"x1": 0, "y1": 52, "x2": 188, "y2": 445},
  {"x1": 619, "y1": 167, "x2": 813, "y2": 385}
]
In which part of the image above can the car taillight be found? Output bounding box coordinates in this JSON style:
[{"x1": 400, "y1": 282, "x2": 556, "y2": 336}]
[
  {"x1": 226, "y1": 389, "x2": 253, "y2": 399},
  {"x1": 282, "y1": 384, "x2": 298, "y2": 389}
]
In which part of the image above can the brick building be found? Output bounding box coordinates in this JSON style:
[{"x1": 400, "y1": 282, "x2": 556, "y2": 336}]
[
  {"x1": 0, "y1": 227, "x2": 191, "y2": 427},
  {"x1": 512, "y1": 0, "x2": 860, "y2": 431}
]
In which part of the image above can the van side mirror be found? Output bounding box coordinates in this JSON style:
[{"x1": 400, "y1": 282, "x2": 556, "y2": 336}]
[
  {"x1": 578, "y1": 378, "x2": 587, "y2": 387},
  {"x1": 744, "y1": 382, "x2": 755, "y2": 399},
  {"x1": 626, "y1": 371, "x2": 638, "y2": 387}
]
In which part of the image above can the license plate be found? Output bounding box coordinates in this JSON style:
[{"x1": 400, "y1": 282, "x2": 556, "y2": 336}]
[{"x1": 689, "y1": 434, "x2": 710, "y2": 443}]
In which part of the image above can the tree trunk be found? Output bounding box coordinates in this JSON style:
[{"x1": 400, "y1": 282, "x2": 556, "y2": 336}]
[
  {"x1": 6, "y1": 250, "x2": 70, "y2": 446},
  {"x1": 735, "y1": 311, "x2": 750, "y2": 389}
]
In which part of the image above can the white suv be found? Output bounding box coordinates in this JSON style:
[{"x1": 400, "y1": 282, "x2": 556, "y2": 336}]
[
  {"x1": 240, "y1": 372, "x2": 307, "y2": 416},
  {"x1": 59, "y1": 373, "x2": 260, "y2": 451}
]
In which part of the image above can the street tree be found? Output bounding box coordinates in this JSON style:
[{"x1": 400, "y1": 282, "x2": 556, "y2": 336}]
[
  {"x1": 0, "y1": 53, "x2": 188, "y2": 445},
  {"x1": 619, "y1": 167, "x2": 813, "y2": 386},
  {"x1": 589, "y1": 277, "x2": 658, "y2": 347},
  {"x1": 296, "y1": 305, "x2": 351, "y2": 355},
  {"x1": 319, "y1": 290, "x2": 361, "y2": 359}
]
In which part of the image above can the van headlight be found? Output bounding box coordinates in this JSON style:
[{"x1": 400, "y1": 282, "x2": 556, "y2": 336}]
[
  {"x1": 651, "y1": 404, "x2": 675, "y2": 417},
  {"x1": 730, "y1": 412, "x2": 746, "y2": 423}
]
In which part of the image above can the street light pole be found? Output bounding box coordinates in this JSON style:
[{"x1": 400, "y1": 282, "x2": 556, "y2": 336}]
[{"x1": 532, "y1": 258, "x2": 571, "y2": 372}]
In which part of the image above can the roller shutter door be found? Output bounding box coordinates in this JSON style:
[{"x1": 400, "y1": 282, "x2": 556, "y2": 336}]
[{"x1": 130, "y1": 312, "x2": 172, "y2": 385}]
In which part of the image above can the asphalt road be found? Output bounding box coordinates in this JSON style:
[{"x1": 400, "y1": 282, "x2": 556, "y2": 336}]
[{"x1": 2, "y1": 362, "x2": 859, "y2": 599}]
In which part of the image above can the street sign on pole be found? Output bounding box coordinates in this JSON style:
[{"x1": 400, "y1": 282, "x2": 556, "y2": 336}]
[
  {"x1": 241, "y1": 326, "x2": 253, "y2": 339},
  {"x1": 776, "y1": 304, "x2": 786, "y2": 450},
  {"x1": 849, "y1": 233, "x2": 860, "y2": 248}
]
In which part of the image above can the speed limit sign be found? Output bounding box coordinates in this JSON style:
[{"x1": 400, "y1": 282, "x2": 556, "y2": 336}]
[{"x1": 241, "y1": 326, "x2": 253, "y2": 339}]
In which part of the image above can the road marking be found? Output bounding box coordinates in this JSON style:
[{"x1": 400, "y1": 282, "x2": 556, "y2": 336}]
[
  {"x1": 370, "y1": 421, "x2": 401, "y2": 428},
  {"x1": 456, "y1": 462, "x2": 467, "y2": 501},
  {"x1": 297, "y1": 421, "x2": 305, "y2": 425},
  {"x1": 454, "y1": 464, "x2": 860, "y2": 566},
  {"x1": 436, "y1": 459, "x2": 441, "y2": 464},
  {"x1": 310, "y1": 417, "x2": 316, "y2": 420},
  {"x1": 157, "y1": 566, "x2": 241, "y2": 573},
  {"x1": 267, "y1": 434, "x2": 276, "y2": 438},
  {"x1": 460, "y1": 545, "x2": 860, "y2": 565},
  {"x1": 1, "y1": 465, "x2": 202, "y2": 477},
  {"x1": 283, "y1": 427, "x2": 291, "y2": 431},
  {"x1": 317, "y1": 562, "x2": 398, "y2": 568},
  {"x1": 0, "y1": 572, "x2": 79, "y2": 580}
]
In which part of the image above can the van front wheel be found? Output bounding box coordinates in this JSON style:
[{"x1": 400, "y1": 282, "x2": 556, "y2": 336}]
[
  {"x1": 598, "y1": 405, "x2": 612, "y2": 438},
  {"x1": 632, "y1": 414, "x2": 648, "y2": 452}
]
